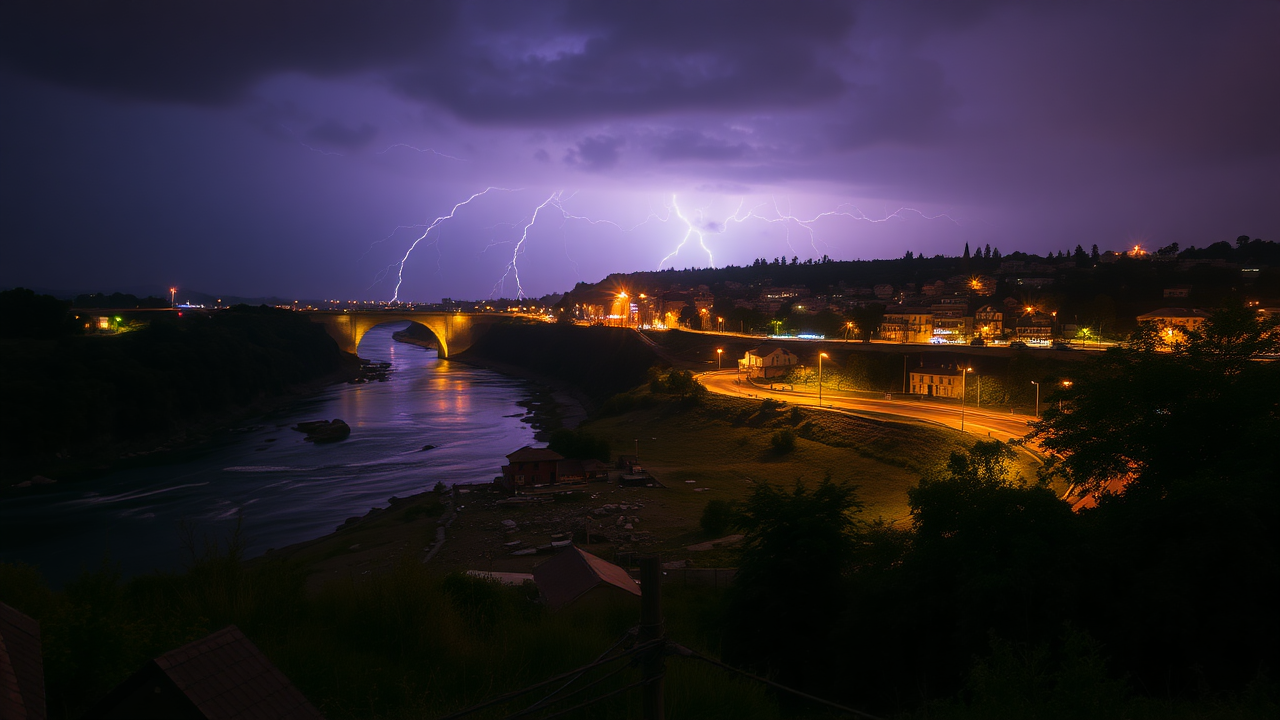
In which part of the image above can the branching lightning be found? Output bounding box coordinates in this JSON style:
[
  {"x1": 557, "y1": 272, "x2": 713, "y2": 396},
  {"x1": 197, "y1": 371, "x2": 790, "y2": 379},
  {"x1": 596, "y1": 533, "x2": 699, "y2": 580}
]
[
  {"x1": 389, "y1": 187, "x2": 516, "y2": 302},
  {"x1": 369, "y1": 188, "x2": 964, "y2": 303}
]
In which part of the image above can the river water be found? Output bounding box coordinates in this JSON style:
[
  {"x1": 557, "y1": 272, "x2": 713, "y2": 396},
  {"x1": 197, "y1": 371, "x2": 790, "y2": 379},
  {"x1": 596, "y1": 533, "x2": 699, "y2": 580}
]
[{"x1": 0, "y1": 323, "x2": 541, "y2": 587}]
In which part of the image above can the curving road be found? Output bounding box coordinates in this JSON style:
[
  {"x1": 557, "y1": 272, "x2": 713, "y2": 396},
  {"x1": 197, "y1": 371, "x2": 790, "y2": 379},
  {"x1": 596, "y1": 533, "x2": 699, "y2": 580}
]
[{"x1": 698, "y1": 370, "x2": 1038, "y2": 446}]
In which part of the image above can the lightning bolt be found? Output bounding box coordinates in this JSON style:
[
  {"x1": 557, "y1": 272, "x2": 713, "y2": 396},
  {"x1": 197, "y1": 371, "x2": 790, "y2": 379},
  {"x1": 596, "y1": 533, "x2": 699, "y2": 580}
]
[
  {"x1": 375, "y1": 144, "x2": 467, "y2": 162},
  {"x1": 744, "y1": 200, "x2": 961, "y2": 257},
  {"x1": 492, "y1": 193, "x2": 560, "y2": 300},
  {"x1": 389, "y1": 187, "x2": 515, "y2": 302}
]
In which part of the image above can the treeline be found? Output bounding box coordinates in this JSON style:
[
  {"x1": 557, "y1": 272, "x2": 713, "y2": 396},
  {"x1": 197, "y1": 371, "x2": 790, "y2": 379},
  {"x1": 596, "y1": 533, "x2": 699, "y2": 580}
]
[
  {"x1": 719, "y1": 304, "x2": 1280, "y2": 717},
  {"x1": 0, "y1": 304, "x2": 357, "y2": 483},
  {"x1": 461, "y1": 322, "x2": 660, "y2": 401}
]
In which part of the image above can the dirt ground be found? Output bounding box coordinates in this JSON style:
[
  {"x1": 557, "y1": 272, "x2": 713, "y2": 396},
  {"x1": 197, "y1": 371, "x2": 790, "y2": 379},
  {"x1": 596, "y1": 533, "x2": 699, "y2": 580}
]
[{"x1": 261, "y1": 391, "x2": 1047, "y2": 593}]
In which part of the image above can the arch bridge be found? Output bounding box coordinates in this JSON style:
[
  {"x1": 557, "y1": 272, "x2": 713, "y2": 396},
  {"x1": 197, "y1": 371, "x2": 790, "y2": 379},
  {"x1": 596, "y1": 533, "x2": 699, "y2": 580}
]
[{"x1": 302, "y1": 311, "x2": 507, "y2": 357}]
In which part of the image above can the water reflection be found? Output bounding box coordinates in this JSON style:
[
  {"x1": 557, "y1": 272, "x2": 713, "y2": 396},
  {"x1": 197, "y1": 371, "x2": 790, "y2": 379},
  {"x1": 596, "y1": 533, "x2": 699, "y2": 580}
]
[{"x1": 0, "y1": 323, "x2": 538, "y2": 586}]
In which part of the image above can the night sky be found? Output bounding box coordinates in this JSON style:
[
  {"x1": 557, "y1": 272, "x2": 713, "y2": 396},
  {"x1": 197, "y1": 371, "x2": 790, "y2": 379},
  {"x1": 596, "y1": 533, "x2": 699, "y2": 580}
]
[{"x1": 2, "y1": 1, "x2": 1277, "y2": 302}]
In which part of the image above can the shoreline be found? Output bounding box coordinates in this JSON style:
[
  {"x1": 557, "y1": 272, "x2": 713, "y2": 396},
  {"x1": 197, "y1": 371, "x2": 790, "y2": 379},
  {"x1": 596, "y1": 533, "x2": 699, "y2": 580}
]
[
  {"x1": 4, "y1": 362, "x2": 362, "y2": 490},
  {"x1": 392, "y1": 330, "x2": 589, "y2": 436}
]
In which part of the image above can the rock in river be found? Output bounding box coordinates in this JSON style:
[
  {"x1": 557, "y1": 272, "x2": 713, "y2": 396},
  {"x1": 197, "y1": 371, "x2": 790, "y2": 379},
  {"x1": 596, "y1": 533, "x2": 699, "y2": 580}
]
[{"x1": 293, "y1": 418, "x2": 351, "y2": 444}]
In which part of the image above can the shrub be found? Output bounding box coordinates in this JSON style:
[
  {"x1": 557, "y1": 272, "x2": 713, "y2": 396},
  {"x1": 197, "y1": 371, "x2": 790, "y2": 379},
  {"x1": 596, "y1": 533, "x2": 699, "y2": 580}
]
[
  {"x1": 770, "y1": 429, "x2": 797, "y2": 454},
  {"x1": 700, "y1": 499, "x2": 737, "y2": 536}
]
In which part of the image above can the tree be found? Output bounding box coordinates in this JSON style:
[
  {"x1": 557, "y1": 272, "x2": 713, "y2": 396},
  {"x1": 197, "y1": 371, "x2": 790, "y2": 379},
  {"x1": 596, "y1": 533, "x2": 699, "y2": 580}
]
[
  {"x1": 847, "y1": 302, "x2": 886, "y2": 342},
  {"x1": 963, "y1": 242, "x2": 971, "y2": 260},
  {"x1": 1073, "y1": 244, "x2": 1088, "y2": 265},
  {"x1": 678, "y1": 303, "x2": 700, "y2": 328},
  {"x1": 1090, "y1": 244, "x2": 1100, "y2": 261},
  {"x1": 1033, "y1": 303, "x2": 1280, "y2": 493},
  {"x1": 984, "y1": 243, "x2": 991, "y2": 259},
  {"x1": 724, "y1": 478, "x2": 862, "y2": 686}
]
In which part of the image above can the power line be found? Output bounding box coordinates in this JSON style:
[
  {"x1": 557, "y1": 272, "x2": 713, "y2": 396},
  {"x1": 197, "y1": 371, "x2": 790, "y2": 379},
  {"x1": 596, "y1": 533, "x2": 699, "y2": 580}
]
[{"x1": 669, "y1": 642, "x2": 885, "y2": 720}]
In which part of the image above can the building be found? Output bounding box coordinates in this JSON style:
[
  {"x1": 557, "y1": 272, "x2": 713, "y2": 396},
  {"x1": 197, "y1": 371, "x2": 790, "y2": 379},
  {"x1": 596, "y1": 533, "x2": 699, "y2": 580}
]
[
  {"x1": 873, "y1": 284, "x2": 895, "y2": 300},
  {"x1": 974, "y1": 304, "x2": 1004, "y2": 339},
  {"x1": 880, "y1": 305, "x2": 933, "y2": 343},
  {"x1": 909, "y1": 367, "x2": 965, "y2": 398},
  {"x1": 0, "y1": 602, "x2": 45, "y2": 720},
  {"x1": 533, "y1": 546, "x2": 642, "y2": 610},
  {"x1": 500, "y1": 446, "x2": 565, "y2": 491},
  {"x1": 86, "y1": 625, "x2": 324, "y2": 720},
  {"x1": 739, "y1": 345, "x2": 799, "y2": 379},
  {"x1": 554, "y1": 458, "x2": 611, "y2": 484},
  {"x1": 1162, "y1": 286, "x2": 1191, "y2": 298},
  {"x1": 1137, "y1": 307, "x2": 1212, "y2": 345},
  {"x1": 930, "y1": 298, "x2": 972, "y2": 343},
  {"x1": 1015, "y1": 311, "x2": 1055, "y2": 342},
  {"x1": 1137, "y1": 307, "x2": 1211, "y2": 332}
]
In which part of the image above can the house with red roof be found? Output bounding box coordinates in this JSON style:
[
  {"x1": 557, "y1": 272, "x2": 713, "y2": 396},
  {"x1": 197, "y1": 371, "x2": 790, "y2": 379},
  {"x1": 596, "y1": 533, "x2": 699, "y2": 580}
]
[
  {"x1": 85, "y1": 625, "x2": 323, "y2": 720},
  {"x1": 0, "y1": 601, "x2": 45, "y2": 720}
]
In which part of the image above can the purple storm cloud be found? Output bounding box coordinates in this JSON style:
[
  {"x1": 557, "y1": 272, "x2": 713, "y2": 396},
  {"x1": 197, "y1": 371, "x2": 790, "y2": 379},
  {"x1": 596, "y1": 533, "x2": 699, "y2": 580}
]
[{"x1": 1, "y1": 0, "x2": 1276, "y2": 301}]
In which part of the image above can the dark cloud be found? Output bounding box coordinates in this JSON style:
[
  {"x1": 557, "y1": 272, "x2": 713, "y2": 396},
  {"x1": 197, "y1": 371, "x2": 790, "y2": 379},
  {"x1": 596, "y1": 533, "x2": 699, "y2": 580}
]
[
  {"x1": 0, "y1": 0, "x2": 457, "y2": 104},
  {"x1": 564, "y1": 135, "x2": 624, "y2": 171},
  {"x1": 395, "y1": 0, "x2": 854, "y2": 124},
  {"x1": 304, "y1": 120, "x2": 378, "y2": 151},
  {"x1": 651, "y1": 130, "x2": 748, "y2": 162},
  {"x1": 533, "y1": 148, "x2": 551, "y2": 163}
]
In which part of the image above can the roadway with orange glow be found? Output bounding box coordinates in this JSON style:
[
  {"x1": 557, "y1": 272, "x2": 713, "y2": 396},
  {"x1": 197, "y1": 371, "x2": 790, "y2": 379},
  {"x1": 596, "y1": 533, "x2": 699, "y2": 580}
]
[{"x1": 697, "y1": 370, "x2": 1040, "y2": 447}]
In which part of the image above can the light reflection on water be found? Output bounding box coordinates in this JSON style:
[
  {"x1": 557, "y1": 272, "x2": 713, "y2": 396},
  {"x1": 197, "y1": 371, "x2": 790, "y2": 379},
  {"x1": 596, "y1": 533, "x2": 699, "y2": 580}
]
[{"x1": 0, "y1": 323, "x2": 538, "y2": 586}]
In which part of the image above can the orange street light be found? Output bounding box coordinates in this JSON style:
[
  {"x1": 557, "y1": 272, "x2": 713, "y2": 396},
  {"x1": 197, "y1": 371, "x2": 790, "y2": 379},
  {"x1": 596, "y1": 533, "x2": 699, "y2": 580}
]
[
  {"x1": 961, "y1": 367, "x2": 974, "y2": 432},
  {"x1": 818, "y1": 352, "x2": 829, "y2": 406},
  {"x1": 716, "y1": 348, "x2": 723, "y2": 369}
]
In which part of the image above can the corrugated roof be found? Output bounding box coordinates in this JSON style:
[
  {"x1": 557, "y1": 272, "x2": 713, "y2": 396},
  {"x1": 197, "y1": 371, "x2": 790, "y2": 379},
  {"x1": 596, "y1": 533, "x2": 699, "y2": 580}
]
[
  {"x1": 154, "y1": 625, "x2": 323, "y2": 720},
  {"x1": 533, "y1": 547, "x2": 641, "y2": 609},
  {"x1": 506, "y1": 446, "x2": 564, "y2": 462},
  {"x1": 0, "y1": 602, "x2": 45, "y2": 720},
  {"x1": 749, "y1": 344, "x2": 797, "y2": 357}
]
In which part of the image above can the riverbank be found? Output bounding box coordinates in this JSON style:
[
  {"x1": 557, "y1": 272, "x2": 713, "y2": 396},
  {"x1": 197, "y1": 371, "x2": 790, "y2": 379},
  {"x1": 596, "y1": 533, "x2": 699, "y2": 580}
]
[
  {"x1": 393, "y1": 326, "x2": 589, "y2": 436},
  {"x1": 1, "y1": 306, "x2": 363, "y2": 488}
]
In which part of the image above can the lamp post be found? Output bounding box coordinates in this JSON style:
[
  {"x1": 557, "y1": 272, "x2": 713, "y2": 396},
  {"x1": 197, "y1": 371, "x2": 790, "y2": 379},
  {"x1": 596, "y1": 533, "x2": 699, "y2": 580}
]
[
  {"x1": 961, "y1": 367, "x2": 973, "y2": 432},
  {"x1": 716, "y1": 348, "x2": 723, "y2": 370},
  {"x1": 818, "y1": 352, "x2": 828, "y2": 406},
  {"x1": 169, "y1": 287, "x2": 177, "y2": 307},
  {"x1": 1031, "y1": 381, "x2": 1040, "y2": 419}
]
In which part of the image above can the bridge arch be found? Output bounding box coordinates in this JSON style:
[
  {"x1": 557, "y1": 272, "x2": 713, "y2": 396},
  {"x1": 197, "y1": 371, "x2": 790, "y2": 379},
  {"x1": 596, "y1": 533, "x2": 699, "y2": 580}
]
[{"x1": 304, "y1": 311, "x2": 496, "y2": 358}]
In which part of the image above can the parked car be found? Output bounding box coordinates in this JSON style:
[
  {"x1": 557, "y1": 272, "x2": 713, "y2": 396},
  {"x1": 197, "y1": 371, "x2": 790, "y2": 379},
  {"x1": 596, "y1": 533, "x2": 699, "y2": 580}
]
[
  {"x1": 970, "y1": 338, "x2": 986, "y2": 346},
  {"x1": 1009, "y1": 341, "x2": 1028, "y2": 349},
  {"x1": 1050, "y1": 341, "x2": 1073, "y2": 350}
]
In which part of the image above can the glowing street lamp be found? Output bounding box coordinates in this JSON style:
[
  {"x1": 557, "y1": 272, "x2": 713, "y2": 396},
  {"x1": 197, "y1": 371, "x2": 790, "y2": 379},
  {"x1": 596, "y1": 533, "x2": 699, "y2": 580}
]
[
  {"x1": 961, "y1": 367, "x2": 974, "y2": 432},
  {"x1": 1031, "y1": 381, "x2": 1040, "y2": 419},
  {"x1": 818, "y1": 352, "x2": 829, "y2": 406},
  {"x1": 170, "y1": 287, "x2": 177, "y2": 307},
  {"x1": 716, "y1": 348, "x2": 723, "y2": 370}
]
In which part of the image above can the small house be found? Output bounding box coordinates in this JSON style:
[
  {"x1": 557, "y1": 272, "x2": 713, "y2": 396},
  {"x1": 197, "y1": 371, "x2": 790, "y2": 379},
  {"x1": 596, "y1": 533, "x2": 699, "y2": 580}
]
[
  {"x1": 500, "y1": 446, "x2": 565, "y2": 491},
  {"x1": 739, "y1": 345, "x2": 799, "y2": 379},
  {"x1": 0, "y1": 602, "x2": 45, "y2": 720},
  {"x1": 85, "y1": 625, "x2": 323, "y2": 719},
  {"x1": 533, "y1": 546, "x2": 642, "y2": 610}
]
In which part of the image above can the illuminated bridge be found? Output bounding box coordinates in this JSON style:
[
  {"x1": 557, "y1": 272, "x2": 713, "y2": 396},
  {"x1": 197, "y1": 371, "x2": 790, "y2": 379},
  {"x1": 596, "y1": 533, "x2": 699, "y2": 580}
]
[{"x1": 301, "y1": 310, "x2": 510, "y2": 357}]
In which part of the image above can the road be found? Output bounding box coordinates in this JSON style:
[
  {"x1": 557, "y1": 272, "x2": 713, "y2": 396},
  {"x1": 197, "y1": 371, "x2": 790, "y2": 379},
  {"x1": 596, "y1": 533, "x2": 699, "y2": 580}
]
[{"x1": 697, "y1": 370, "x2": 1039, "y2": 446}]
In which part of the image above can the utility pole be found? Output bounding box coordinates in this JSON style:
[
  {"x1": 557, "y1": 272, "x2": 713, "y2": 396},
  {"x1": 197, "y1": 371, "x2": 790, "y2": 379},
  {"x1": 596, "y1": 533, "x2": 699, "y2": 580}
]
[
  {"x1": 639, "y1": 556, "x2": 665, "y2": 720},
  {"x1": 1031, "y1": 381, "x2": 1040, "y2": 419}
]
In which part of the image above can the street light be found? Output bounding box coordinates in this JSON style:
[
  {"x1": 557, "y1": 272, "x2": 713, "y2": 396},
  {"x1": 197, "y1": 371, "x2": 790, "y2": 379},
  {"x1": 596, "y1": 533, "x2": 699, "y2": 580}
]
[
  {"x1": 961, "y1": 367, "x2": 973, "y2": 432},
  {"x1": 1031, "y1": 381, "x2": 1040, "y2": 419},
  {"x1": 170, "y1": 287, "x2": 177, "y2": 307},
  {"x1": 818, "y1": 352, "x2": 828, "y2": 406},
  {"x1": 716, "y1": 348, "x2": 723, "y2": 370}
]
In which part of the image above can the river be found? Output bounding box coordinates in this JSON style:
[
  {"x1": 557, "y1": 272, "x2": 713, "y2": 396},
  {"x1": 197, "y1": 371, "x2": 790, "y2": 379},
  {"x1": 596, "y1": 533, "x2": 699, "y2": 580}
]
[{"x1": 0, "y1": 323, "x2": 543, "y2": 587}]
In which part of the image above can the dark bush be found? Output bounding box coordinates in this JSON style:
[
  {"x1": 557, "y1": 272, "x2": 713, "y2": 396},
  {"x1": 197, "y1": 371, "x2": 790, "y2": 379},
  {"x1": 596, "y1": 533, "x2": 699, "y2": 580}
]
[
  {"x1": 769, "y1": 429, "x2": 796, "y2": 454},
  {"x1": 700, "y1": 499, "x2": 737, "y2": 536}
]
